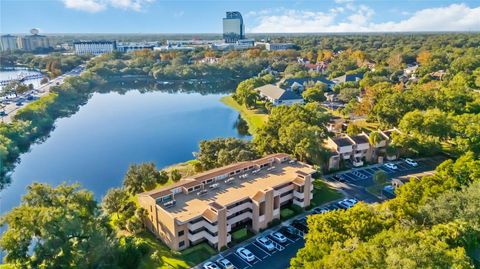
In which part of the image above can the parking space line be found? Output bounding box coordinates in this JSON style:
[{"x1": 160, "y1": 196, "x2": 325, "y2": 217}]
[
  {"x1": 251, "y1": 242, "x2": 271, "y2": 258},
  {"x1": 232, "y1": 253, "x2": 251, "y2": 269}
]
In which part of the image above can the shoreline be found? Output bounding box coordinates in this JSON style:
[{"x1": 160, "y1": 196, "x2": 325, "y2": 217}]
[{"x1": 219, "y1": 95, "x2": 268, "y2": 136}]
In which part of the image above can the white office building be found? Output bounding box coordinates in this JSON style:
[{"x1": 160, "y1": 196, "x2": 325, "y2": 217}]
[
  {"x1": 0, "y1": 34, "x2": 18, "y2": 51},
  {"x1": 73, "y1": 41, "x2": 116, "y2": 55}
]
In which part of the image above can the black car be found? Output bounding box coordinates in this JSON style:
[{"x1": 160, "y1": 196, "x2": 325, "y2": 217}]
[
  {"x1": 292, "y1": 218, "x2": 309, "y2": 233},
  {"x1": 0, "y1": 111, "x2": 6, "y2": 116},
  {"x1": 327, "y1": 204, "x2": 342, "y2": 211}
]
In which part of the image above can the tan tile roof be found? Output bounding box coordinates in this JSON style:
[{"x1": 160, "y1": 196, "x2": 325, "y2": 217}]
[
  {"x1": 202, "y1": 208, "x2": 218, "y2": 223},
  {"x1": 293, "y1": 177, "x2": 305, "y2": 186}
]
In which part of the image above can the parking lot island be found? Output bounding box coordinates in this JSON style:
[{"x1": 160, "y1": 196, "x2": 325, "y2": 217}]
[{"x1": 138, "y1": 153, "x2": 315, "y2": 251}]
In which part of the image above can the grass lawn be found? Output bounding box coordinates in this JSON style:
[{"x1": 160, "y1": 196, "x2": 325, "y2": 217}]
[
  {"x1": 231, "y1": 227, "x2": 254, "y2": 245},
  {"x1": 137, "y1": 232, "x2": 217, "y2": 269},
  {"x1": 220, "y1": 95, "x2": 268, "y2": 135},
  {"x1": 310, "y1": 180, "x2": 343, "y2": 207},
  {"x1": 280, "y1": 208, "x2": 296, "y2": 220}
]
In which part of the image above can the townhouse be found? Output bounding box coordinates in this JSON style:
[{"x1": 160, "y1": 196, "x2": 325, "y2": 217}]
[
  {"x1": 138, "y1": 153, "x2": 315, "y2": 251},
  {"x1": 325, "y1": 129, "x2": 401, "y2": 170}
]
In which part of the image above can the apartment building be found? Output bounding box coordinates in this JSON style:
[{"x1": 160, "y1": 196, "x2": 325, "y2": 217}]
[
  {"x1": 73, "y1": 41, "x2": 116, "y2": 55},
  {"x1": 325, "y1": 129, "x2": 401, "y2": 170},
  {"x1": 138, "y1": 153, "x2": 315, "y2": 251}
]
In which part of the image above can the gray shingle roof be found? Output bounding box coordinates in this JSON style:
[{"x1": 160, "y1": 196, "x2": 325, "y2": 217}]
[{"x1": 256, "y1": 84, "x2": 302, "y2": 101}]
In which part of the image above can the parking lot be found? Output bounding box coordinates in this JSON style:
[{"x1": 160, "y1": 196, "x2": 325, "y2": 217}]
[
  {"x1": 211, "y1": 223, "x2": 307, "y2": 269},
  {"x1": 324, "y1": 156, "x2": 446, "y2": 202},
  {"x1": 0, "y1": 65, "x2": 84, "y2": 123},
  {"x1": 197, "y1": 157, "x2": 446, "y2": 269}
]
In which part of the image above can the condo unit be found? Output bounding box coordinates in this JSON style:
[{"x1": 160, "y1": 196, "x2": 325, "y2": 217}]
[
  {"x1": 325, "y1": 129, "x2": 401, "y2": 170},
  {"x1": 138, "y1": 153, "x2": 315, "y2": 251}
]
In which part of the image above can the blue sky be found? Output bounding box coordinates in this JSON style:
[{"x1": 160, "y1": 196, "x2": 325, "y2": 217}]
[{"x1": 1, "y1": 0, "x2": 479, "y2": 34}]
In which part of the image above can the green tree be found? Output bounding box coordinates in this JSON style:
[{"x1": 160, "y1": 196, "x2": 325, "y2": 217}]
[
  {"x1": 169, "y1": 169, "x2": 182, "y2": 182},
  {"x1": 0, "y1": 183, "x2": 119, "y2": 268},
  {"x1": 346, "y1": 123, "x2": 361, "y2": 136},
  {"x1": 196, "y1": 137, "x2": 258, "y2": 170},
  {"x1": 102, "y1": 187, "x2": 129, "y2": 218},
  {"x1": 373, "y1": 170, "x2": 388, "y2": 185},
  {"x1": 123, "y1": 163, "x2": 167, "y2": 194},
  {"x1": 302, "y1": 86, "x2": 326, "y2": 103}
]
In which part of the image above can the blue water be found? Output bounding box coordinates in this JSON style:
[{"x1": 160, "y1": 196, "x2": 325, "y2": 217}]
[{"x1": 0, "y1": 90, "x2": 245, "y2": 214}]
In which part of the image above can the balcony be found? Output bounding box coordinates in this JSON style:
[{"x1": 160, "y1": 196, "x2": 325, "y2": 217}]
[
  {"x1": 279, "y1": 193, "x2": 293, "y2": 204},
  {"x1": 227, "y1": 202, "x2": 252, "y2": 217},
  {"x1": 274, "y1": 184, "x2": 294, "y2": 197},
  {"x1": 188, "y1": 230, "x2": 218, "y2": 244},
  {"x1": 188, "y1": 220, "x2": 218, "y2": 233},
  {"x1": 227, "y1": 211, "x2": 253, "y2": 226},
  {"x1": 293, "y1": 191, "x2": 304, "y2": 199}
]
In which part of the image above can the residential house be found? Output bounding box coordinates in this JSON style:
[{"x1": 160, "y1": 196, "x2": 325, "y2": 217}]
[
  {"x1": 325, "y1": 129, "x2": 401, "y2": 170},
  {"x1": 332, "y1": 73, "x2": 364, "y2": 84},
  {"x1": 324, "y1": 136, "x2": 355, "y2": 170},
  {"x1": 349, "y1": 133, "x2": 370, "y2": 167},
  {"x1": 281, "y1": 77, "x2": 335, "y2": 91},
  {"x1": 255, "y1": 84, "x2": 304, "y2": 106}
]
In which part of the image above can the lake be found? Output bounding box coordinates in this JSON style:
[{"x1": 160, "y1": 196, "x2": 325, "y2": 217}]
[{"x1": 0, "y1": 89, "x2": 246, "y2": 214}]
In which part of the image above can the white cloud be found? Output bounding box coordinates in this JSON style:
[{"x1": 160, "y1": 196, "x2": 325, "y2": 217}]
[
  {"x1": 63, "y1": 0, "x2": 106, "y2": 12},
  {"x1": 61, "y1": 0, "x2": 154, "y2": 13},
  {"x1": 249, "y1": 3, "x2": 480, "y2": 33}
]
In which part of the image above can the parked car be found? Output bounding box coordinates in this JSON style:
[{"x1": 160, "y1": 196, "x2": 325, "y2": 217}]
[
  {"x1": 203, "y1": 261, "x2": 221, "y2": 269},
  {"x1": 313, "y1": 207, "x2": 328, "y2": 214},
  {"x1": 292, "y1": 218, "x2": 309, "y2": 233},
  {"x1": 0, "y1": 111, "x2": 6, "y2": 116},
  {"x1": 256, "y1": 236, "x2": 275, "y2": 251},
  {"x1": 404, "y1": 158, "x2": 418, "y2": 167},
  {"x1": 15, "y1": 101, "x2": 23, "y2": 106},
  {"x1": 338, "y1": 198, "x2": 358, "y2": 209},
  {"x1": 280, "y1": 225, "x2": 297, "y2": 236},
  {"x1": 270, "y1": 231, "x2": 287, "y2": 243},
  {"x1": 384, "y1": 163, "x2": 398, "y2": 170},
  {"x1": 216, "y1": 258, "x2": 234, "y2": 269},
  {"x1": 236, "y1": 247, "x2": 255, "y2": 262}
]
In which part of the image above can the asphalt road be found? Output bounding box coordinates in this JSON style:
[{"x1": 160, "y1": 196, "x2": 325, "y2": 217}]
[{"x1": 0, "y1": 65, "x2": 84, "y2": 123}]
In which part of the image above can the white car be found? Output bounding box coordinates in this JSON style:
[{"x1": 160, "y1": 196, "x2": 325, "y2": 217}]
[
  {"x1": 216, "y1": 258, "x2": 234, "y2": 269},
  {"x1": 256, "y1": 236, "x2": 275, "y2": 251},
  {"x1": 404, "y1": 158, "x2": 418, "y2": 167},
  {"x1": 384, "y1": 163, "x2": 398, "y2": 170},
  {"x1": 338, "y1": 198, "x2": 358, "y2": 209},
  {"x1": 203, "y1": 261, "x2": 221, "y2": 269},
  {"x1": 236, "y1": 247, "x2": 255, "y2": 262},
  {"x1": 270, "y1": 231, "x2": 287, "y2": 243}
]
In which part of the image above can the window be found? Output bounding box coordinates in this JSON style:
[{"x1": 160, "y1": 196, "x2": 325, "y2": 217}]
[
  {"x1": 178, "y1": 230, "x2": 184, "y2": 237},
  {"x1": 179, "y1": 241, "x2": 185, "y2": 248}
]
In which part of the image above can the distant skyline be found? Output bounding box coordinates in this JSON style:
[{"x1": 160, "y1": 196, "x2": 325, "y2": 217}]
[{"x1": 1, "y1": 0, "x2": 479, "y2": 34}]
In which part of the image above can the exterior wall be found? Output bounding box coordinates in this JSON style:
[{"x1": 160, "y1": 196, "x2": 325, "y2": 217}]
[
  {"x1": 138, "y1": 195, "x2": 187, "y2": 251},
  {"x1": 74, "y1": 42, "x2": 116, "y2": 55},
  {"x1": 216, "y1": 208, "x2": 228, "y2": 250},
  {"x1": 0, "y1": 35, "x2": 18, "y2": 51}
]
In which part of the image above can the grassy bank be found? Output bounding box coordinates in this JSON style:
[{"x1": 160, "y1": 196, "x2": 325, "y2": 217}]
[{"x1": 220, "y1": 95, "x2": 268, "y2": 135}]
